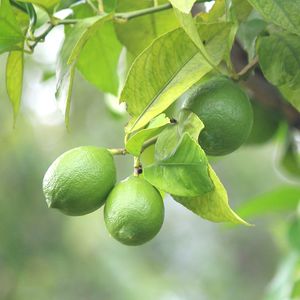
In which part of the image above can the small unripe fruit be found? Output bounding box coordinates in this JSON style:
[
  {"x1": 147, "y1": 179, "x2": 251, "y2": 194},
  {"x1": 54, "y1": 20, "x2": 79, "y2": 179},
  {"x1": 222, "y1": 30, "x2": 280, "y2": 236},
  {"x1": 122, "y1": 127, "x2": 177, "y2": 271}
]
[{"x1": 43, "y1": 146, "x2": 116, "y2": 216}]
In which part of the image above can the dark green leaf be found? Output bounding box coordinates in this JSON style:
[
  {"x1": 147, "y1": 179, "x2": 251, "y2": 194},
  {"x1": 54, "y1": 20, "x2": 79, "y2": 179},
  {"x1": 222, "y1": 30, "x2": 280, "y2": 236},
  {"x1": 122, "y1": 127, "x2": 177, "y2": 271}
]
[
  {"x1": 247, "y1": 0, "x2": 300, "y2": 35},
  {"x1": 258, "y1": 33, "x2": 300, "y2": 111},
  {"x1": 237, "y1": 18, "x2": 266, "y2": 59}
]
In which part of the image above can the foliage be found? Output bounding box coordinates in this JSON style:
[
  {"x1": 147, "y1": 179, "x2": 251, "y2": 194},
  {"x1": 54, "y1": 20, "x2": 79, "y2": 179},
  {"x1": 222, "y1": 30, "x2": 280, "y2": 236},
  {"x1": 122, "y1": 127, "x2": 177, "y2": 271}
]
[{"x1": 1, "y1": 0, "x2": 300, "y2": 260}]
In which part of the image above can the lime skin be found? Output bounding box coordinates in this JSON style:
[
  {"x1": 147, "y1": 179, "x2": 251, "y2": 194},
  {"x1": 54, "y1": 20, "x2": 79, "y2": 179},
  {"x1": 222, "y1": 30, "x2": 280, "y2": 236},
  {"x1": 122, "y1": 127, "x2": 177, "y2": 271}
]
[
  {"x1": 43, "y1": 146, "x2": 116, "y2": 216},
  {"x1": 104, "y1": 176, "x2": 164, "y2": 246},
  {"x1": 183, "y1": 77, "x2": 253, "y2": 156}
]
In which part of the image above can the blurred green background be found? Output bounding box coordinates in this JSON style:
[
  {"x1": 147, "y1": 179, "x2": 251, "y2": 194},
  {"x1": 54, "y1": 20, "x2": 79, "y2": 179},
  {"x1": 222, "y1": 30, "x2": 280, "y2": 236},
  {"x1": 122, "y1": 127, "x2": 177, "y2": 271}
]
[{"x1": 0, "y1": 29, "x2": 299, "y2": 300}]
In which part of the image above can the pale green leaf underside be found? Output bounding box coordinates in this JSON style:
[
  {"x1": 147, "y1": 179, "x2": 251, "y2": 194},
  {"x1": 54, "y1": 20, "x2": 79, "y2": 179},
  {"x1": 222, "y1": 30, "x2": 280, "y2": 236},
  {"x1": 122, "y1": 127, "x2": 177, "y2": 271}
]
[
  {"x1": 173, "y1": 166, "x2": 249, "y2": 225},
  {"x1": 144, "y1": 133, "x2": 214, "y2": 197},
  {"x1": 6, "y1": 50, "x2": 24, "y2": 125},
  {"x1": 126, "y1": 114, "x2": 170, "y2": 156},
  {"x1": 56, "y1": 15, "x2": 111, "y2": 126},
  {"x1": 121, "y1": 28, "x2": 212, "y2": 133},
  {"x1": 154, "y1": 110, "x2": 204, "y2": 161},
  {"x1": 248, "y1": 0, "x2": 300, "y2": 35},
  {"x1": 169, "y1": 0, "x2": 197, "y2": 13}
]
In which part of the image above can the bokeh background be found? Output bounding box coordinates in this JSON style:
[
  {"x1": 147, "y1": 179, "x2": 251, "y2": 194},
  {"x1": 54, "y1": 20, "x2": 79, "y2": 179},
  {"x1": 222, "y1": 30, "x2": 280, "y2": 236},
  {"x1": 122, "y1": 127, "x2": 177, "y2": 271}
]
[{"x1": 0, "y1": 24, "x2": 299, "y2": 300}]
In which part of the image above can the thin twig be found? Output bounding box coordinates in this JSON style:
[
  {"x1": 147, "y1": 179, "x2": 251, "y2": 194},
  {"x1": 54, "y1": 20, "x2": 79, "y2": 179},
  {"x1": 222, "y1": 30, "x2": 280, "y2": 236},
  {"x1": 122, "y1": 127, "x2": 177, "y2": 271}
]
[{"x1": 114, "y1": 3, "x2": 172, "y2": 23}]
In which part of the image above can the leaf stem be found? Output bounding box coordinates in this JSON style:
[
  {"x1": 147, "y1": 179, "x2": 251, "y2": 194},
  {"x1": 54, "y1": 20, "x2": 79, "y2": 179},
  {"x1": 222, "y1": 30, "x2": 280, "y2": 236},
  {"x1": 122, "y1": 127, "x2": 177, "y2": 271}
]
[
  {"x1": 114, "y1": 3, "x2": 172, "y2": 23},
  {"x1": 28, "y1": 24, "x2": 55, "y2": 51},
  {"x1": 108, "y1": 148, "x2": 127, "y2": 155},
  {"x1": 236, "y1": 56, "x2": 259, "y2": 80},
  {"x1": 141, "y1": 136, "x2": 158, "y2": 153}
]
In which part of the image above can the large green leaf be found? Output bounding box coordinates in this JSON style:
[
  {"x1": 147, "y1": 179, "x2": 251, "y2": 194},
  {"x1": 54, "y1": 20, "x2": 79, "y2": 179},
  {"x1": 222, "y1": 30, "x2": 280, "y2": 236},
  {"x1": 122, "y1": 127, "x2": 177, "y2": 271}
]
[
  {"x1": 247, "y1": 0, "x2": 300, "y2": 35},
  {"x1": 125, "y1": 114, "x2": 170, "y2": 156},
  {"x1": 17, "y1": 0, "x2": 59, "y2": 12},
  {"x1": 6, "y1": 50, "x2": 24, "y2": 125},
  {"x1": 121, "y1": 28, "x2": 212, "y2": 133},
  {"x1": 258, "y1": 33, "x2": 300, "y2": 111},
  {"x1": 173, "y1": 166, "x2": 249, "y2": 225},
  {"x1": 76, "y1": 20, "x2": 122, "y2": 95},
  {"x1": 0, "y1": 0, "x2": 24, "y2": 54},
  {"x1": 169, "y1": 0, "x2": 196, "y2": 13},
  {"x1": 258, "y1": 33, "x2": 300, "y2": 87},
  {"x1": 56, "y1": 15, "x2": 112, "y2": 127},
  {"x1": 237, "y1": 186, "x2": 300, "y2": 219},
  {"x1": 114, "y1": 0, "x2": 179, "y2": 57},
  {"x1": 144, "y1": 133, "x2": 214, "y2": 197},
  {"x1": 173, "y1": 8, "x2": 215, "y2": 67}
]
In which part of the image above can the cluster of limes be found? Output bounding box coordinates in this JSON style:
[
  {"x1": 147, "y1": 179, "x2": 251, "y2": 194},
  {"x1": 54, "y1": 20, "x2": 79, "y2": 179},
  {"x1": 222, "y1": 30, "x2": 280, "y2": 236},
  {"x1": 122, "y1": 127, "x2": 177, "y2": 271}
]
[{"x1": 43, "y1": 76, "x2": 282, "y2": 246}]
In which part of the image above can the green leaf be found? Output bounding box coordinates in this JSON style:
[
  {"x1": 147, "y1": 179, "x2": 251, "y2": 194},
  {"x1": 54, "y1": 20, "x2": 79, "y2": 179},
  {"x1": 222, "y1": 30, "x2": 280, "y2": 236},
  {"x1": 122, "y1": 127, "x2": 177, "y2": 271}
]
[
  {"x1": 169, "y1": 0, "x2": 196, "y2": 13},
  {"x1": 154, "y1": 109, "x2": 204, "y2": 160},
  {"x1": 173, "y1": 165, "x2": 249, "y2": 225},
  {"x1": 237, "y1": 18, "x2": 266, "y2": 59},
  {"x1": 56, "y1": 15, "x2": 112, "y2": 127},
  {"x1": 237, "y1": 186, "x2": 300, "y2": 219},
  {"x1": 247, "y1": 0, "x2": 300, "y2": 35},
  {"x1": 125, "y1": 114, "x2": 170, "y2": 156},
  {"x1": 17, "y1": 0, "x2": 59, "y2": 12},
  {"x1": 258, "y1": 33, "x2": 300, "y2": 111},
  {"x1": 76, "y1": 20, "x2": 122, "y2": 95},
  {"x1": 121, "y1": 28, "x2": 212, "y2": 133},
  {"x1": 198, "y1": 0, "x2": 225, "y2": 22},
  {"x1": 281, "y1": 134, "x2": 300, "y2": 178},
  {"x1": 173, "y1": 8, "x2": 215, "y2": 67},
  {"x1": 279, "y1": 83, "x2": 300, "y2": 112},
  {"x1": 258, "y1": 33, "x2": 300, "y2": 87},
  {"x1": 6, "y1": 50, "x2": 24, "y2": 125},
  {"x1": 114, "y1": 0, "x2": 179, "y2": 57},
  {"x1": 197, "y1": 22, "x2": 234, "y2": 65},
  {"x1": 232, "y1": 0, "x2": 253, "y2": 22},
  {"x1": 0, "y1": 0, "x2": 24, "y2": 54},
  {"x1": 144, "y1": 132, "x2": 214, "y2": 197}
]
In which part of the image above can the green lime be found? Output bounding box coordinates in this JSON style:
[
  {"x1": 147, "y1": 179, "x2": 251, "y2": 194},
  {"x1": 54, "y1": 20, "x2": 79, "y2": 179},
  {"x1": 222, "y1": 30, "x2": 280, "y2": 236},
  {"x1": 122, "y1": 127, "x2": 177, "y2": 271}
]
[
  {"x1": 43, "y1": 146, "x2": 116, "y2": 216},
  {"x1": 104, "y1": 176, "x2": 164, "y2": 246},
  {"x1": 183, "y1": 77, "x2": 253, "y2": 156},
  {"x1": 246, "y1": 100, "x2": 281, "y2": 145}
]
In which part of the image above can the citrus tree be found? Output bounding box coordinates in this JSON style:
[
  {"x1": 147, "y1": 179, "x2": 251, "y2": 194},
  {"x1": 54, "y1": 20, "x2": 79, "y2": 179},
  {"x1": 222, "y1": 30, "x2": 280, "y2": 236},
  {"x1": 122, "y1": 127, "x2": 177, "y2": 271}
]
[{"x1": 1, "y1": 0, "x2": 300, "y2": 254}]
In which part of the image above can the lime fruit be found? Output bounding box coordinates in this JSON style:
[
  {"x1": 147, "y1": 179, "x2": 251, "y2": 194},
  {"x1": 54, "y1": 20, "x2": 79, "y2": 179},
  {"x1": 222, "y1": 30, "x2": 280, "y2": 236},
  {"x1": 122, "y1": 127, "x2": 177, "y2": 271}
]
[
  {"x1": 104, "y1": 176, "x2": 164, "y2": 246},
  {"x1": 43, "y1": 146, "x2": 116, "y2": 216},
  {"x1": 246, "y1": 100, "x2": 281, "y2": 145},
  {"x1": 183, "y1": 77, "x2": 253, "y2": 156}
]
